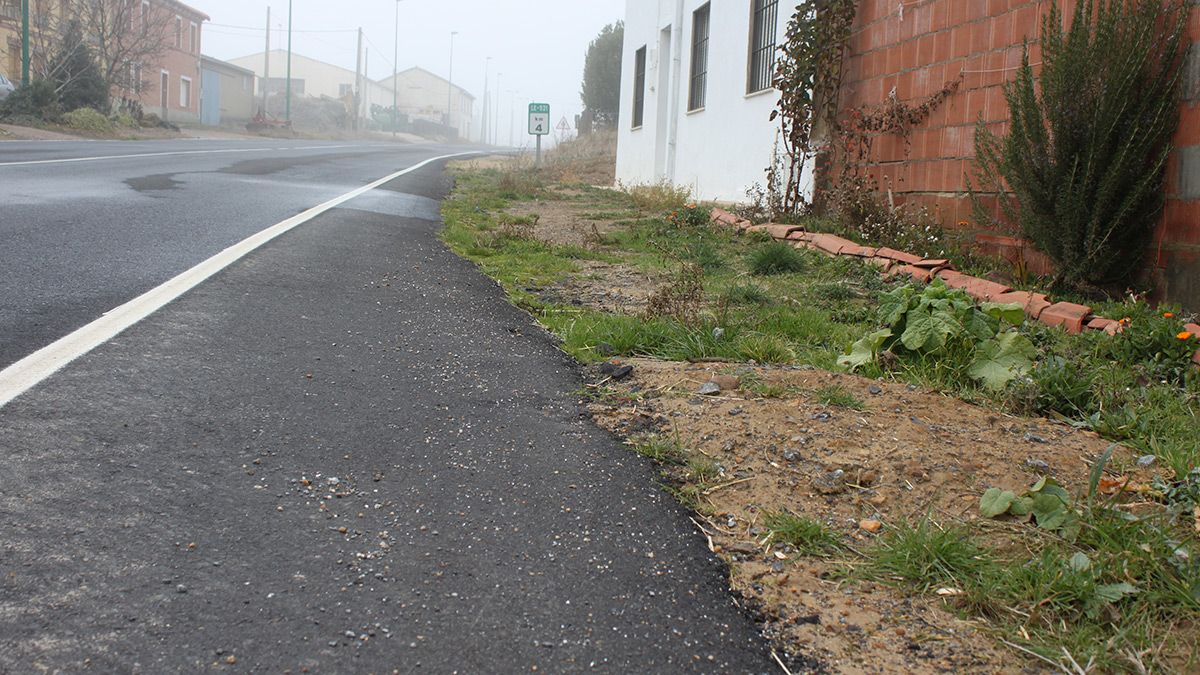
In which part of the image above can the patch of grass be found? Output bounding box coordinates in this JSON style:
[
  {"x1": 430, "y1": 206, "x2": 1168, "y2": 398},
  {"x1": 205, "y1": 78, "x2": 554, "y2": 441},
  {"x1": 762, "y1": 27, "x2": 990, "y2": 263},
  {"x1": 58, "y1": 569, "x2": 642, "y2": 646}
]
[
  {"x1": 686, "y1": 456, "x2": 721, "y2": 484},
  {"x1": 720, "y1": 282, "x2": 771, "y2": 306},
  {"x1": 749, "y1": 242, "x2": 806, "y2": 276},
  {"x1": 763, "y1": 511, "x2": 842, "y2": 556},
  {"x1": 631, "y1": 435, "x2": 687, "y2": 465},
  {"x1": 812, "y1": 384, "x2": 866, "y2": 410},
  {"x1": 622, "y1": 180, "x2": 692, "y2": 213},
  {"x1": 866, "y1": 519, "x2": 995, "y2": 593}
]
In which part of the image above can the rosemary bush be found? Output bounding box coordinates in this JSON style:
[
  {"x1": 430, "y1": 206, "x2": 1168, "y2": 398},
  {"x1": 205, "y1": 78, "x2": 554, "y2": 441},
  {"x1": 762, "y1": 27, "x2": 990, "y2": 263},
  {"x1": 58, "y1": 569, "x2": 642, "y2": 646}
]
[{"x1": 973, "y1": 0, "x2": 1188, "y2": 289}]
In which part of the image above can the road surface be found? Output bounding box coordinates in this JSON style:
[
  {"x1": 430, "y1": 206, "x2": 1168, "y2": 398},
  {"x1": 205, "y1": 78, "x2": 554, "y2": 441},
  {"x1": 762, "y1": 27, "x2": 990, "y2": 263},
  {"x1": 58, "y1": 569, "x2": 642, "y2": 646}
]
[{"x1": 0, "y1": 139, "x2": 776, "y2": 671}]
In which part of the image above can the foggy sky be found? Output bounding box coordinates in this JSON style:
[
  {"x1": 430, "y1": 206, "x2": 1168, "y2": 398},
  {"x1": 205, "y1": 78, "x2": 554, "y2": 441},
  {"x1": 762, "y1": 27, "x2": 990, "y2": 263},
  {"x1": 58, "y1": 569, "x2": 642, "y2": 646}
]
[{"x1": 198, "y1": 0, "x2": 625, "y2": 142}]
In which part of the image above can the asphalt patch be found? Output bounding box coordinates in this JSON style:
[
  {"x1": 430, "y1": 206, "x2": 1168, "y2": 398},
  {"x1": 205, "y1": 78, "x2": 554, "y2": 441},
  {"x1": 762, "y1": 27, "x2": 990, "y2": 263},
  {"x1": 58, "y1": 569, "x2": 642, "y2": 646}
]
[{"x1": 0, "y1": 162, "x2": 774, "y2": 672}]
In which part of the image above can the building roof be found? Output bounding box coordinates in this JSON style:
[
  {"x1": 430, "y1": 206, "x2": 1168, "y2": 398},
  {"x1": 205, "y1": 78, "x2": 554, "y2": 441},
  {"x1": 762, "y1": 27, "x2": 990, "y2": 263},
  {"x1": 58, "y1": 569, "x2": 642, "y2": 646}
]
[
  {"x1": 161, "y1": 0, "x2": 210, "y2": 22},
  {"x1": 378, "y1": 67, "x2": 475, "y2": 101},
  {"x1": 201, "y1": 55, "x2": 255, "y2": 76}
]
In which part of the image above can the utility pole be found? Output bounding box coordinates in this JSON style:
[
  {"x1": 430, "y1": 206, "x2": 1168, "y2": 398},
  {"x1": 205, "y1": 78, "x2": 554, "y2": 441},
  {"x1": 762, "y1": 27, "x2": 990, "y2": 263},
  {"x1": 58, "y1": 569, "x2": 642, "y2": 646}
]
[
  {"x1": 285, "y1": 0, "x2": 293, "y2": 122},
  {"x1": 481, "y1": 57, "x2": 491, "y2": 144},
  {"x1": 354, "y1": 27, "x2": 363, "y2": 131},
  {"x1": 20, "y1": 0, "x2": 29, "y2": 86},
  {"x1": 261, "y1": 6, "x2": 270, "y2": 115},
  {"x1": 446, "y1": 31, "x2": 458, "y2": 133}
]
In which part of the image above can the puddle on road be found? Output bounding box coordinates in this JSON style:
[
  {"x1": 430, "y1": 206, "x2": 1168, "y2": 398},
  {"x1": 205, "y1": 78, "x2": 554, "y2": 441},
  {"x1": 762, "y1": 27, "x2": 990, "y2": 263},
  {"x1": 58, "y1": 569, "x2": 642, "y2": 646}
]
[{"x1": 125, "y1": 173, "x2": 183, "y2": 193}]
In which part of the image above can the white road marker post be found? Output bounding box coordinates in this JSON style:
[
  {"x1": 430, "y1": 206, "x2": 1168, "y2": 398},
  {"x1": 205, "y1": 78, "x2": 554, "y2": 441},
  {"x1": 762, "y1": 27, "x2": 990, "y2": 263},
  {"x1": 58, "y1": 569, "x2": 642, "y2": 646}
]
[{"x1": 528, "y1": 102, "x2": 550, "y2": 167}]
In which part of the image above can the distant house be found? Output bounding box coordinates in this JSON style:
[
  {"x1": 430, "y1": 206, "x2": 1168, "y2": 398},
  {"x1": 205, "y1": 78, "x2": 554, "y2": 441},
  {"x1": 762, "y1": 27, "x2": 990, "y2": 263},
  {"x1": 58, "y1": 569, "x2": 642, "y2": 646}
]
[
  {"x1": 616, "y1": 0, "x2": 793, "y2": 202},
  {"x1": 376, "y1": 67, "x2": 476, "y2": 141},
  {"x1": 199, "y1": 55, "x2": 255, "y2": 126},
  {"x1": 228, "y1": 49, "x2": 396, "y2": 123}
]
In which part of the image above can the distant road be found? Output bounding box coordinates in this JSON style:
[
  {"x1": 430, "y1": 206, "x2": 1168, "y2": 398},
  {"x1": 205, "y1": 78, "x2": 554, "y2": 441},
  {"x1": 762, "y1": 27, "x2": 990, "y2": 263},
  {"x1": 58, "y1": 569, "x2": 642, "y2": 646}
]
[{"x1": 0, "y1": 138, "x2": 457, "y2": 369}]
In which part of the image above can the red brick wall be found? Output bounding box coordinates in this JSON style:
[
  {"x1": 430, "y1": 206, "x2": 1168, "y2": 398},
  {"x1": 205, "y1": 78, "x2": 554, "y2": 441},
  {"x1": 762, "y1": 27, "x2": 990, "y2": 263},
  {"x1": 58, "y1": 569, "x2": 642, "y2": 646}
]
[{"x1": 838, "y1": 0, "x2": 1200, "y2": 307}]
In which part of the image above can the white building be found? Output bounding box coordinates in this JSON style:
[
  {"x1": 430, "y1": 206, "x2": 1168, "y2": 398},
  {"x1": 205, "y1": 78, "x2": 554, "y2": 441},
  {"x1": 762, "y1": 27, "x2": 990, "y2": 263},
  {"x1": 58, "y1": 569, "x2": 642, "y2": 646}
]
[
  {"x1": 228, "y1": 50, "x2": 396, "y2": 121},
  {"x1": 617, "y1": 0, "x2": 806, "y2": 202},
  {"x1": 377, "y1": 67, "x2": 476, "y2": 141}
]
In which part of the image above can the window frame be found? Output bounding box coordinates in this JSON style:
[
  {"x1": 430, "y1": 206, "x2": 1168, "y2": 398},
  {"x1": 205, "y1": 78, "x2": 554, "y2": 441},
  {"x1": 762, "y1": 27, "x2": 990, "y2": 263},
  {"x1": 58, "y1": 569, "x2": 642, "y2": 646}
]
[
  {"x1": 631, "y1": 45, "x2": 647, "y2": 130},
  {"x1": 747, "y1": 0, "x2": 779, "y2": 95},
  {"x1": 688, "y1": 3, "x2": 711, "y2": 112},
  {"x1": 180, "y1": 75, "x2": 191, "y2": 108}
]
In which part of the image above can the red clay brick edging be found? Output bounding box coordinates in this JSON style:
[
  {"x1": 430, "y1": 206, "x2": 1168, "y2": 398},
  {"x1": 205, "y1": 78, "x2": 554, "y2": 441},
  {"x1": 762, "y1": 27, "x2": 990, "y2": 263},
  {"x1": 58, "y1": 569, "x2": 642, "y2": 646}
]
[{"x1": 709, "y1": 211, "x2": 1200, "y2": 365}]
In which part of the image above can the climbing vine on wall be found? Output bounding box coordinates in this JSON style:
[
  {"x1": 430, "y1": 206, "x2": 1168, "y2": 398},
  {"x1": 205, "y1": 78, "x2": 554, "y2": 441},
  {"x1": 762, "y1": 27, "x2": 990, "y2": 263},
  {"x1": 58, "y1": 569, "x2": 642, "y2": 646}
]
[{"x1": 770, "y1": 0, "x2": 859, "y2": 215}]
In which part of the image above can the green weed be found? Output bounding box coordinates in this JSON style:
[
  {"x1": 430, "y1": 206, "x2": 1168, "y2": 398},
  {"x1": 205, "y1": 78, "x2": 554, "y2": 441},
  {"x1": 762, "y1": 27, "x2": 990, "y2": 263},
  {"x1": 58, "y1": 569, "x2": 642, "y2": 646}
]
[
  {"x1": 763, "y1": 511, "x2": 842, "y2": 556},
  {"x1": 749, "y1": 242, "x2": 806, "y2": 276}
]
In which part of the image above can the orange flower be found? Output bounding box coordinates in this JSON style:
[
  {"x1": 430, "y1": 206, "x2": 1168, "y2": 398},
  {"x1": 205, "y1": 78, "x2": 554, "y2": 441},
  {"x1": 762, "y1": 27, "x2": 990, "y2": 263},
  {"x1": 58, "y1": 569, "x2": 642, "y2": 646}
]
[
  {"x1": 1164, "y1": 312, "x2": 1175, "y2": 319},
  {"x1": 1179, "y1": 332, "x2": 1195, "y2": 341},
  {"x1": 1120, "y1": 317, "x2": 1131, "y2": 325}
]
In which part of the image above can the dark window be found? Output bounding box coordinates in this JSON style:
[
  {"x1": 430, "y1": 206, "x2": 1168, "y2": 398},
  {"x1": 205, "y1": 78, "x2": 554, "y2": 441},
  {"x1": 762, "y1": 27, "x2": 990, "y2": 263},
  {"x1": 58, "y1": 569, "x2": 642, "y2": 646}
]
[
  {"x1": 688, "y1": 4, "x2": 710, "y2": 111},
  {"x1": 748, "y1": 0, "x2": 779, "y2": 94},
  {"x1": 632, "y1": 46, "x2": 647, "y2": 129}
]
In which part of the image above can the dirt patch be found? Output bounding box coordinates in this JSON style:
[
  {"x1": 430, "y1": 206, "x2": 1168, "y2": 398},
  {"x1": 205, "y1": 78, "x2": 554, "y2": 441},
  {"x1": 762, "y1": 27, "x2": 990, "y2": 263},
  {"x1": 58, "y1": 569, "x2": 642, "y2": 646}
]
[
  {"x1": 585, "y1": 358, "x2": 1149, "y2": 673},
  {"x1": 510, "y1": 197, "x2": 627, "y2": 248},
  {"x1": 536, "y1": 260, "x2": 661, "y2": 313}
]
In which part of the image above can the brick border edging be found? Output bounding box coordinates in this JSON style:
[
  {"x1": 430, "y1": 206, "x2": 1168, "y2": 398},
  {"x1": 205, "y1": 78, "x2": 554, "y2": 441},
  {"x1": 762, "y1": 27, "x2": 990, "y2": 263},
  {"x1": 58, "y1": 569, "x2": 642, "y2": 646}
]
[{"x1": 709, "y1": 208, "x2": 1200, "y2": 366}]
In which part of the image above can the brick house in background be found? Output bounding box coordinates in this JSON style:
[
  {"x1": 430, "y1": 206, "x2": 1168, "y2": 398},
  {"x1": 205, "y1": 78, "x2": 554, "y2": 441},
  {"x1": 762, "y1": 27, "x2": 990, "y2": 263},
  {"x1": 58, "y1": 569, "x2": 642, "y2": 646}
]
[
  {"x1": 616, "y1": 0, "x2": 1200, "y2": 309},
  {"x1": 0, "y1": 0, "x2": 207, "y2": 124},
  {"x1": 129, "y1": 0, "x2": 209, "y2": 124}
]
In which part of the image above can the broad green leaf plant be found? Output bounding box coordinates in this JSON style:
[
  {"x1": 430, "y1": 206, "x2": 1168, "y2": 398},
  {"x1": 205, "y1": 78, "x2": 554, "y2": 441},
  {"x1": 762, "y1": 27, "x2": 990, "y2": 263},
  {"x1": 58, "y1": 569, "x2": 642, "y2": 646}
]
[{"x1": 839, "y1": 280, "x2": 1035, "y2": 391}]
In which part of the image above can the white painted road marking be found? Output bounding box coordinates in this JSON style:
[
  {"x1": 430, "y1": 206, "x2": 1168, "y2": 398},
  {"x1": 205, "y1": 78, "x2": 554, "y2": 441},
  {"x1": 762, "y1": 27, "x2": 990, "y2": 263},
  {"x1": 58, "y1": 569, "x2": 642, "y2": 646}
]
[
  {"x1": 0, "y1": 144, "x2": 366, "y2": 167},
  {"x1": 0, "y1": 151, "x2": 476, "y2": 410}
]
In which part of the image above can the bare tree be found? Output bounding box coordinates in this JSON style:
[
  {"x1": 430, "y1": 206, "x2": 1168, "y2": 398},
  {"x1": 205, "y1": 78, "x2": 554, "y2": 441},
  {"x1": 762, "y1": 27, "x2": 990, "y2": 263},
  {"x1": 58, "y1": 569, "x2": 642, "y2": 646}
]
[
  {"x1": 26, "y1": 0, "x2": 179, "y2": 101},
  {"x1": 72, "y1": 0, "x2": 178, "y2": 98}
]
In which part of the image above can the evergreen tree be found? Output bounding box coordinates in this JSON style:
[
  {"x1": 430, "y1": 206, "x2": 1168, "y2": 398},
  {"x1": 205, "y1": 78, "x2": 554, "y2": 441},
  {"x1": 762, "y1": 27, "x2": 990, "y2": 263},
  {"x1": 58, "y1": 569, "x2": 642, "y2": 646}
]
[
  {"x1": 50, "y1": 20, "x2": 109, "y2": 113},
  {"x1": 580, "y1": 22, "x2": 624, "y2": 128},
  {"x1": 973, "y1": 0, "x2": 1188, "y2": 289}
]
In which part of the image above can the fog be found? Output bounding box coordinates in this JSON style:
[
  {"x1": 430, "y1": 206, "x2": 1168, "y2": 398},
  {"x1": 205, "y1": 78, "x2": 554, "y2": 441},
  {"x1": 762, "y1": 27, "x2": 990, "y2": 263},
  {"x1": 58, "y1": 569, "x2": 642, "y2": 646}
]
[{"x1": 199, "y1": 0, "x2": 625, "y2": 145}]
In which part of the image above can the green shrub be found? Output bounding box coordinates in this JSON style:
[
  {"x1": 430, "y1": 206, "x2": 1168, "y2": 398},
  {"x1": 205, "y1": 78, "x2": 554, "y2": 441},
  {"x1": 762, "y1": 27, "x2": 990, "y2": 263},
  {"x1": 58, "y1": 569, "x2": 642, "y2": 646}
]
[
  {"x1": 666, "y1": 203, "x2": 712, "y2": 229},
  {"x1": 840, "y1": 280, "x2": 1036, "y2": 391},
  {"x1": 50, "y1": 20, "x2": 109, "y2": 113},
  {"x1": 1101, "y1": 306, "x2": 1198, "y2": 385},
  {"x1": 1029, "y1": 355, "x2": 1095, "y2": 416},
  {"x1": 749, "y1": 242, "x2": 806, "y2": 275},
  {"x1": 0, "y1": 79, "x2": 60, "y2": 121},
  {"x1": 973, "y1": 0, "x2": 1189, "y2": 288},
  {"x1": 62, "y1": 107, "x2": 114, "y2": 133}
]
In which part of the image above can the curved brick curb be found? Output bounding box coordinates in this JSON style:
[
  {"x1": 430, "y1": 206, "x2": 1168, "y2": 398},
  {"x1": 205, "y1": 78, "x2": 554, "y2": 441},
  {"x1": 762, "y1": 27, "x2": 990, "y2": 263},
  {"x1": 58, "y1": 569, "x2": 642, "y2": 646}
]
[{"x1": 711, "y1": 213, "x2": 1200, "y2": 365}]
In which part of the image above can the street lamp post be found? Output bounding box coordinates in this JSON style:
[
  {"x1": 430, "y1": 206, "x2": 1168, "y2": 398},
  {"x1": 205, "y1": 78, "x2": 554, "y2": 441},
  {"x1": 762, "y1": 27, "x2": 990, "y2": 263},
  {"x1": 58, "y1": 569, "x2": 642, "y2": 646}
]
[
  {"x1": 285, "y1": 0, "x2": 293, "y2": 121},
  {"x1": 20, "y1": 0, "x2": 29, "y2": 85},
  {"x1": 446, "y1": 31, "x2": 458, "y2": 133},
  {"x1": 392, "y1": 0, "x2": 402, "y2": 136},
  {"x1": 494, "y1": 72, "x2": 502, "y2": 146},
  {"x1": 482, "y1": 56, "x2": 491, "y2": 144}
]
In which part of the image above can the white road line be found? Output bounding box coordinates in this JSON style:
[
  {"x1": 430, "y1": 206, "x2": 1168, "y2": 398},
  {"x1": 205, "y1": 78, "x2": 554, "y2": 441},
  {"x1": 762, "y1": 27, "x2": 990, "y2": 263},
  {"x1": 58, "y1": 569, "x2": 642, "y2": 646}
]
[
  {"x1": 0, "y1": 151, "x2": 475, "y2": 410},
  {"x1": 0, "y1": 143, "x2": 366, "y2": 167}
]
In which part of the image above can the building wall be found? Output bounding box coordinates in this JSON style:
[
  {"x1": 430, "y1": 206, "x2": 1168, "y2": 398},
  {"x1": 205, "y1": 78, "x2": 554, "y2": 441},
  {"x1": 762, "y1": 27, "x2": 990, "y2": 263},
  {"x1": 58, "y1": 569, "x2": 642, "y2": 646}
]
[
  {"x1": 838, "y1": 0, "x2": 1200, "y2": 307},
  {"x1": 229, "y1": 50, "x2": 395, "y2": 120},
  {"x1": 147, "y1": 17, "x2": 204, "y2": 125},
  {"x1": 200, "y1": 57, "x2": 255, "y2": 124},
  {"x1": 378, "y1": 68, "x2": 476, "y2": 140},
  {"x1": 617, "y1": 0, "x2": 801, "y2": 202}
]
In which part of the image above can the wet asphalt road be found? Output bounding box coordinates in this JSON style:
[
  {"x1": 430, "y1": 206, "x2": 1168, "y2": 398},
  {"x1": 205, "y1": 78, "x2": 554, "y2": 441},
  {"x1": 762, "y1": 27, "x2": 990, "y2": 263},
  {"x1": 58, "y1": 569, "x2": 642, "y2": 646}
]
[
  {"x1": 0, "y1": 139, "x2": 459, "y2": 370},
  {"x1": 0, "y1": 145, "x2": 775, "y2": 671}
]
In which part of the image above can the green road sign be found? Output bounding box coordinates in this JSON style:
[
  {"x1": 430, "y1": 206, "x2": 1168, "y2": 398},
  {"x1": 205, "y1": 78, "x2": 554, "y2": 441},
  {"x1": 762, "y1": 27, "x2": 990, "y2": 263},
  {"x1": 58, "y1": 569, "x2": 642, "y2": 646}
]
[{"x1": 528, "y1": 102, "x2": 550, "y2": 136}]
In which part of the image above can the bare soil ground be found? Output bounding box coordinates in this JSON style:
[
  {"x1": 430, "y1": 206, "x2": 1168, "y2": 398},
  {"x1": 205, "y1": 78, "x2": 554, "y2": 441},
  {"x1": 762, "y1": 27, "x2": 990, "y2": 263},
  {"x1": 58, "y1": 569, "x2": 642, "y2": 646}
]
[{"x1": 583, "y1": 358, "x2": 1140, "y2": 673}]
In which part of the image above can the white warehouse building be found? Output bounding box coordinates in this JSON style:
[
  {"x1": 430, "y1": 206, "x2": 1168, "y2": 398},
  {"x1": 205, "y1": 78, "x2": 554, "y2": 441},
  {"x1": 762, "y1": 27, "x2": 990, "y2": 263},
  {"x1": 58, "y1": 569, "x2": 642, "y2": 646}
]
[{"x1": 617, "y1": 0, "x2": 808, "y2": 203}]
